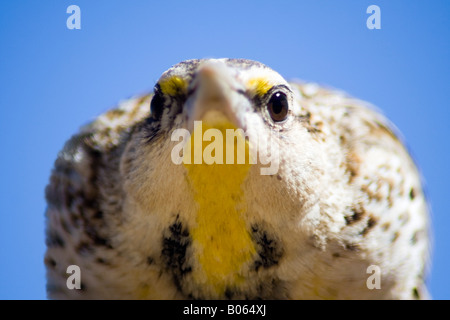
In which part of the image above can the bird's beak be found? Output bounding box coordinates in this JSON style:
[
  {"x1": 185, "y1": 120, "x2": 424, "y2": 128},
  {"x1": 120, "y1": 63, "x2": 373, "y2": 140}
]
[{"x1": 186, "y1": 61, "x2": 245, "y2": 133}]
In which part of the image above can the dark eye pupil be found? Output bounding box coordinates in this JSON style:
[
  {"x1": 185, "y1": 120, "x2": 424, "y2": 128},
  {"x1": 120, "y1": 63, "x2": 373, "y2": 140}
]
[
  {"x1": 150, "y1": 88, "x2": 165, "y2": 120},
  {"x1": 268, "y1": 92, "x2": 289, "y2": 122}
]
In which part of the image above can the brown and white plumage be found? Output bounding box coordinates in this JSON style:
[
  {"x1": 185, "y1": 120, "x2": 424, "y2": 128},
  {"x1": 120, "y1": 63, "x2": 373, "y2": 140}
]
[{"x1": 45, "y1": 59, "x2": 430, "y2": 299}]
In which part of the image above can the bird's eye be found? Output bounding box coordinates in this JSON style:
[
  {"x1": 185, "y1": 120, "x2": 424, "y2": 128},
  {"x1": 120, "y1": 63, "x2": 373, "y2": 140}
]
[
  {"x1": 267, "y1": 91, "x2": 289, "y2": 122},
  {"x1": 150, "y1": 88, "x2": 165, "y2": 120}
]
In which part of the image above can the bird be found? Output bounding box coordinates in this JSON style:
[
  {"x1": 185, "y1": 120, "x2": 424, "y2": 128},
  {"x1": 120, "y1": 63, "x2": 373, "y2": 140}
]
[{"x1": 44, "y1": 58, "x2": 430, "y2": 299}]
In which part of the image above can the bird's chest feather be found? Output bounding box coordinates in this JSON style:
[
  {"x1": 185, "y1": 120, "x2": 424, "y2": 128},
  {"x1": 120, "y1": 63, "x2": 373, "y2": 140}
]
[{"x1": 181, "y1": 121, "x2": 258, "y2": 297}]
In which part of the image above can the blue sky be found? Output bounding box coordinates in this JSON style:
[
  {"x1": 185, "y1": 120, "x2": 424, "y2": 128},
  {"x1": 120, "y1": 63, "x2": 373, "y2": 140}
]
[{"x1": 0, "y1": 1, "x2": 448, "y2": 299}]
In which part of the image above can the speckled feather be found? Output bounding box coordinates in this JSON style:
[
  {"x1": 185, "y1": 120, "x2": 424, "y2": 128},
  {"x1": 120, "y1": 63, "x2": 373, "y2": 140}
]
[{"x1": 45, "y1": 59, "x2": 430, "y2": 299}]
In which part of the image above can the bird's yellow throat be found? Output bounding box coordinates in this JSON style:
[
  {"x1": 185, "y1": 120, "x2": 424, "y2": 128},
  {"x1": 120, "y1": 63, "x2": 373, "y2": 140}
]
[{"x1": 183, "y1": 121, "x2": 256, "y2": 295}]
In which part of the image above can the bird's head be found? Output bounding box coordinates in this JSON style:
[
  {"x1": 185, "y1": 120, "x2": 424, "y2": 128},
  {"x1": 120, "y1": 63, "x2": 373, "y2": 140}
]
[
  {"x1": 120, "y1": 59, "x2": 332, "y2": 298},
  {"x1": 148, "y1": 58, "x2": 318, "y2": 174}
]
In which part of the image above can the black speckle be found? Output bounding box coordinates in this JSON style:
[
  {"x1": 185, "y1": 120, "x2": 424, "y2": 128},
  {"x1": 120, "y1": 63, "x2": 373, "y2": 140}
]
[
  {"x1": 409, "y1": 188, "x2": 416, "y2": 200},
  {"x1": 147, "y1": 257, "x2": 154, "y2": 265},
  {"x1": 344, "y1": 243, "x2": 360, "y2": 251},
  {"x1": 93, "y1": 210, "x2": 103, "y2": 219},
  {"x1": 144, "y1": 118, "x2": 161, "y2": 142},
  {"x1": 412, "y1": 287, "x2": 420, "y2": 299},
  {"x1": 76, "y1": 242, "x2": 94, "y2": 256},
  {"x1": 161, "y1": 216, "x2": 192, "y2": 290},
  {"x1": 332, "y1": 252, "x2": 341, "y2": 258},
  {"x1": 150, "y1": 85, "x2": 166, "y2": 120},
  {"x1": 251, "y1": 225, "x2": 284, "y2": 271},
  {"x1": 85, "y1": 225, "x2": 112, "y2": 249},
  {"x1": 360, "y1": 216, "x2": 378, "y2": 236},
  {"x1": 45, "y1": 256, "x2": 57, "y2": 268},
  {"x1": 96, "y1": 257, "x2": 110, "y2": 265},
  {"x1": 345, "y1": 205, "x2": 365, "y2": 225},
  {"x1": 46, "y1": 231, "x2": 65, "y2": 248},
  {"x1": 225, "y1": 288, "x2": 234, "y2": 299}
]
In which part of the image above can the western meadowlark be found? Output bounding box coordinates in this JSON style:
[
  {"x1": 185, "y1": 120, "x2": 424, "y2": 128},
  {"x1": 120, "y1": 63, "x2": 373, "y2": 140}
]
[{"x1": 45, "y1": 58, "x2": 430, "y2": 299}]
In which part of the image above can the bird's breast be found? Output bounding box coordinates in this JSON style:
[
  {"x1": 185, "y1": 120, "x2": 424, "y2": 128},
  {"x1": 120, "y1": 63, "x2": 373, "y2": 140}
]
[{"x1": 182, "y1": 120, "x2": 257, "y2": 296}]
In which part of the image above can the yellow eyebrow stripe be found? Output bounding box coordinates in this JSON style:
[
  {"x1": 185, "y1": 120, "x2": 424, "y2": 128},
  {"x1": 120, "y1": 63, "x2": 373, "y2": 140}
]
[
  {"x1": 159, "y1": 76, "x2": 187, "y2": 96},
  {"x1": 247, "y1": 77, "x2": 273, "y2": 96}
]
